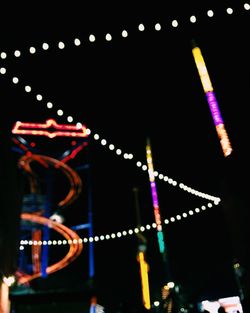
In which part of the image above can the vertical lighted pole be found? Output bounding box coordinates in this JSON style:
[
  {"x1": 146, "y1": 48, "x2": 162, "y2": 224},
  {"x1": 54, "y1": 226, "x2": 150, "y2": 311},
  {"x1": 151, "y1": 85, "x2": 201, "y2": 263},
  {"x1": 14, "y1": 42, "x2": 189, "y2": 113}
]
[
  {"x1": 146, "y1": 138, "x2": 166, "y2": 258},
  {"x1": 133, "y1": 187, "x2": 151, "y2": 310},
  {"x1": 192, "y1": 41, "x2": 233, "y2": 157}
]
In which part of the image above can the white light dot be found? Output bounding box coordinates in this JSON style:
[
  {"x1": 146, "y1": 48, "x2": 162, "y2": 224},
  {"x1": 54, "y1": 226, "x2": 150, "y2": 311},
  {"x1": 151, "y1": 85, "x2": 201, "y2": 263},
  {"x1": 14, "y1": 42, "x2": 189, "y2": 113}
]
[
  {"x1": 74, "y1": 38, "x2": 81, "y2": 46},
  {"x1": 1, "y1": 52, "x2": 7, "y2": 59},
  {"x1": 14, "y1": 50, "x2": 21, "y2": 57},
  {"x1": 12, "y1": 77, "x2": 19, "y2": 84},
  {"x1": 0, "y1": 67, "x2": 6, "y2": 74},
  {"x1": 172, "y1": 20, "x2": 178, "y2": 27},
  {"x1": 42, "y1": 43, "x2": 49, "y2": 50},
  {"x1": 154, "y1": 301, "x2": 160, "y2": 307},
  {"x1": 155, "y1": 23, "x2": 161, "y2": 31},
  {"x1": 47, "y1": 102, "x2": 53, "y2": 109},
  {"x1": 142, "y1": 165, "x2": 147, "y2": 171},
  {"x1": 105, "y1": 33, "x2": 112, "y2": 41},
  {"x1": 109, "y1": 144, "x2": 115, "y2": 150},
  {"x1": 94, "y1": 134, "x2": 99, "y2": 140},
  {"x1": 138, "y1": 23, "x2": 145, "y2": 31},
  {"x1": 29, "y1": 47, "x2": 36, "y2": 54},
  {"x1": 101, "y1": 139, "x2": 107, "y2": 146},
  {"x1": 58, "y1": 41, "x2": 65, "y2": 49},
  {"x1": 89, "y1": 34, "x2": 96, "y2": 42},
  {"x1": 36, "y1": 94, "x2": 43, "y2": 101},
  {"x1": 226, "y1": 7, "x2": 233, "y2": 14},
  {"x1": 207, "y1": 10, "x2": 214, "y2": 17},
  {"x1": 25, "y1": 85, "x2": 32, "y2": 92},
  {"x1": 57, "y1": 109, "x2": 64, "y2": 116},
  {"x1": 116, "y1": 149, "x2": 122, "y2": 155},
  {"x1": 121, "y1": 30, "x2": 128, "y2": 37},
  {"x1": 244, "y1": 3, "x2": 250, "y2": 10},
  {"x1": 190, "y1": 15, "x2": 196, "y2": 23},
  {"x1": 67, "y1": 116, "x2": 73, "y2": 122}
]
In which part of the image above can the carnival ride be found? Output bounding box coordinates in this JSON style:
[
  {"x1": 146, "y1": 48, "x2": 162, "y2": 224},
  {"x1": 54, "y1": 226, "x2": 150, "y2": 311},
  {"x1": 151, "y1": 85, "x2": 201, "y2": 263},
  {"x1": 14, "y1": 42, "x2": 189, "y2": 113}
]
[{"x1": 11, "y1": 119, "x2": 93, "y2": 287}]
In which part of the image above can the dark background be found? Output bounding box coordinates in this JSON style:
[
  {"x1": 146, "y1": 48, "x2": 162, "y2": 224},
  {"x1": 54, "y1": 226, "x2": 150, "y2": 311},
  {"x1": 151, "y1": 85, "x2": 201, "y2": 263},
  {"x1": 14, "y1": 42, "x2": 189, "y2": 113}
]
[{"x1": 0, "y1": 1, "x2": 249, "y2": 312}]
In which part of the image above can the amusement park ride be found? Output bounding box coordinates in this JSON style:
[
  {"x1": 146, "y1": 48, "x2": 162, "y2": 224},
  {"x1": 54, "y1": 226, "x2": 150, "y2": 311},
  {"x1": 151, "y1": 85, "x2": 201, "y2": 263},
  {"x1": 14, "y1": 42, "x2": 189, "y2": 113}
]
[{"x1": 9, "y1": 118, "x2": 96, "y2": 309}]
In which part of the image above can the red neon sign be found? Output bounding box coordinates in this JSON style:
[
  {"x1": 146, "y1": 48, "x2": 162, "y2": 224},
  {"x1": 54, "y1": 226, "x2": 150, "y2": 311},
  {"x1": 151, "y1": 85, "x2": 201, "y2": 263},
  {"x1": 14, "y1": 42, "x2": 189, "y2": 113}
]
[{"x1": 12, "y1": 119, "x2": 88, "y2": 138}]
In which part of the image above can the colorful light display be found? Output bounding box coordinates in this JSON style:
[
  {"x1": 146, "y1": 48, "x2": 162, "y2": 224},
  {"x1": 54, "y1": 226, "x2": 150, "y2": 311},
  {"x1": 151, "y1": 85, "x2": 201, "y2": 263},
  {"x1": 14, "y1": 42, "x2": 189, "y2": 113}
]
[
  {"x1": 192, "y1": 43, "x2": 233, "y2": 157},
  {"x1": 133, "y1": 187, "x2": 151, "y2": 310},
  {"x1": 12, "y1": 118, "x2": 88, "y2": 138},
  {"x1": 138, "y1": 250, "x2": 151, "y2": 310},
  {"x1": 12, "y1": 121, "x2": 94, "y2": 285},
  {"x1": 18, "y1": 213, "x2": 83, "y2": 285},
  {"x1": 146, "y1": 138, "x2": 166, "y2": 254}
]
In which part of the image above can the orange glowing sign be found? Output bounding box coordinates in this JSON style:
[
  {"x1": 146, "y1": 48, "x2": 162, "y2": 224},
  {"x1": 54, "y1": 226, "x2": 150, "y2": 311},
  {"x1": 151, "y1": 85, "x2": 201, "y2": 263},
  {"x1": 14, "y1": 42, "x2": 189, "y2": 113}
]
[{"x1": 12, "y1": 119, "x2": 88, "y2": 138}]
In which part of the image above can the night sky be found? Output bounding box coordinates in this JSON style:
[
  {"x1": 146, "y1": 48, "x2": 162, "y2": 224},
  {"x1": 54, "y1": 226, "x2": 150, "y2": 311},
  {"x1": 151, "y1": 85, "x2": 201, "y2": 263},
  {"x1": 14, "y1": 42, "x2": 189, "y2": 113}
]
[{"x1": 0, "y1": 1, "x2": 250, "y2": 312}]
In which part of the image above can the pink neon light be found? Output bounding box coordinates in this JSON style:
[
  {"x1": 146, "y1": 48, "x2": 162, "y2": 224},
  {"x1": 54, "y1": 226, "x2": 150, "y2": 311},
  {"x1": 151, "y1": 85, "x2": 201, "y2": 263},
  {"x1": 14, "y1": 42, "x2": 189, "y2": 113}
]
[
  {"x1": 206, "y1": 91, "x2": 223, "y2": 126},
  {"x1": 60, "y1": 142, "x2": 89, "y2": 163},
  {"x1": 12, "y1": 119, "x2": 88, "y2": 138}
]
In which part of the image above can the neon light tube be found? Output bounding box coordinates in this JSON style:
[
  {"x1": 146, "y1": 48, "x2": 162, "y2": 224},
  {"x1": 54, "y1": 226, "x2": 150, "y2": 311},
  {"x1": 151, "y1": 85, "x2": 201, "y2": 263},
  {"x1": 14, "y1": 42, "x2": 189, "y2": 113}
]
[
  {"x1": 146, "y1": 138, "x2": 166, "y2": 254},
  {"x1": 192, "y1": 44, "x2": 233, "y2": 157},
  {"x1": 12, "y1": 119, "x2": 88, "y2": 138},
  {"x1": 138, "y1": 251, "x2": 151, "y2": 310}
]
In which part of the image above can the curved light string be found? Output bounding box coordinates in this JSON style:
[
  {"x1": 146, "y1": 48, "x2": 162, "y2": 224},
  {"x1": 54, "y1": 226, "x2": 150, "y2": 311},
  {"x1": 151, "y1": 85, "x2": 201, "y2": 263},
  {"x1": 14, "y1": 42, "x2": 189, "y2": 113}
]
[
  {"x1": 1, "y1": 4, "x2": 247, "y2": 247},
  {"x1": 19, "y1": 201, "x2": 216, "y2": 247}
]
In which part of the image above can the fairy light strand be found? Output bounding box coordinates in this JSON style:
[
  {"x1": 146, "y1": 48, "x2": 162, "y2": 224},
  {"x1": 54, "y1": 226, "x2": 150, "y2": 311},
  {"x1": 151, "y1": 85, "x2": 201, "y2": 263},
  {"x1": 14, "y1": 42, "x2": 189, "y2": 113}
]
[
  {"x1": 3, "y1": 4, "x2": 247, "y2": 252},
  {"x1": 19, "y1": 201, "x2": 216, "y2": 247}
]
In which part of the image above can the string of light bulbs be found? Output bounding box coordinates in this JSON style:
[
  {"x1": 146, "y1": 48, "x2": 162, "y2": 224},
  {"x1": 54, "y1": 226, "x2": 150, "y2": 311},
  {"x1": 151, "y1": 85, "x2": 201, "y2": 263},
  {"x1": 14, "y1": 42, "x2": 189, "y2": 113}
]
[
  {"x1": 1, "y1": 3, "x2": 247, "y2": 246},
  {"x1": 0, "y1": 9, "x2": 232, "y2": 203},
  {"x1": 19, "y1": 200, "x2": 216, "y2": 247}
]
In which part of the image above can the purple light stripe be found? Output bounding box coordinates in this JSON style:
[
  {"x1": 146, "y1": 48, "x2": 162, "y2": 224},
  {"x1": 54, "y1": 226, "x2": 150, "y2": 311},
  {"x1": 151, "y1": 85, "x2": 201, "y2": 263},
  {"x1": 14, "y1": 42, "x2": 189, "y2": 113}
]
[{"x1": 206, "y1": 91, "x2": 224, "y2": 126}]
